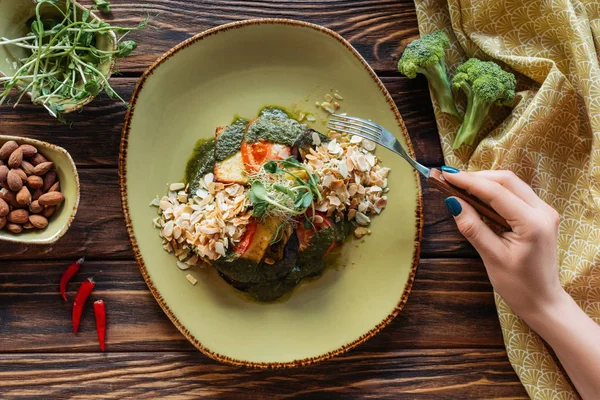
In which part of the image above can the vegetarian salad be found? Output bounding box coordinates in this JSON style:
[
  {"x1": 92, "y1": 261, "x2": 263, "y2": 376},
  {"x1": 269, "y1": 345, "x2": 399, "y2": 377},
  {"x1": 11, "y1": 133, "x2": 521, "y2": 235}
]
[{"x1": 151, "y1": 107, "x2": 390, "y2": 301}]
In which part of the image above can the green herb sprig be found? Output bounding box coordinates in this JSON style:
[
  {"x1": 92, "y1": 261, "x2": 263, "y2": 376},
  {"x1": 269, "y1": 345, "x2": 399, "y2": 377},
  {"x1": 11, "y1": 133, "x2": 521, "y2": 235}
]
[
  {"x1": 0, "y1": 0, "x2": 150, "y2": 119},
  {"x1": 93, "y1": 0, "x2": 111, "y2": 14},
  {"x1": 249, "y1": 157, "x2": 324, "y2": 234}
]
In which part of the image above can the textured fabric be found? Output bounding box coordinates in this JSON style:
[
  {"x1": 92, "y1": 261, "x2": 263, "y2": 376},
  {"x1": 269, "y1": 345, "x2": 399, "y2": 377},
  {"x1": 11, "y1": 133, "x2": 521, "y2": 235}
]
[{"x1": 413, "y1": 0, "x2": 600, "y2": 398}]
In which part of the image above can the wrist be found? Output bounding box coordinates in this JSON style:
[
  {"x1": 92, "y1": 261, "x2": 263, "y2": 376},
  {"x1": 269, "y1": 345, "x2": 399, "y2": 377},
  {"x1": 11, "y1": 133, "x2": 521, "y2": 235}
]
[{"x1": 518, "y1": 289, "x2": 575, "y2": 339}]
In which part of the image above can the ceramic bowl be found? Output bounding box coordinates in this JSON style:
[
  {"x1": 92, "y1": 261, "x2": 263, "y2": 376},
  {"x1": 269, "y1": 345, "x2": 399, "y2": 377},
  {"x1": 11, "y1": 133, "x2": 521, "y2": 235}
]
[
  {"x1": 120, "y1": 19, "x2": 423, "y2": 367},
  {"x1": 0, "y1": 136, "x2": 80, "y2": 244},
  {"x1": 0, "y1": 0, "x2": 116, "y2": 114}
]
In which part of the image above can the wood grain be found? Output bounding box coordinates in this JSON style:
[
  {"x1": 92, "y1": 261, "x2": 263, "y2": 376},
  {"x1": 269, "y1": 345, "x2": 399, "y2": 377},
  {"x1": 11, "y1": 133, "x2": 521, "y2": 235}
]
[
  {"x1": 0, "y1": 350, "x2": 527, "y2": 399},
  {"x1": 0, "y1": 171, "x2": 475, "y2": 260},
  {"x1": 0, "y1": 259, "x2": 498, "y2": 353},
  {"x1": 75, "y1": 0, "x2": 420, "y2": 76}
]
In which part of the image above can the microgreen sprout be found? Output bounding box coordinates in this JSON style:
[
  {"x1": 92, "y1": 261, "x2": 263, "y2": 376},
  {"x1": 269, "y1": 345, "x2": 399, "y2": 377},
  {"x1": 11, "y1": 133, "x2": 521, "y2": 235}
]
[
  {"x1": 0, "y1": 0, "x2": 150, "y2": 119},
  {"x1": 248, "y1": 157, "x2": 324, "y2": 242},
  {"x1": 93, "y1": 0, "x2": 111, "y2": 14}
]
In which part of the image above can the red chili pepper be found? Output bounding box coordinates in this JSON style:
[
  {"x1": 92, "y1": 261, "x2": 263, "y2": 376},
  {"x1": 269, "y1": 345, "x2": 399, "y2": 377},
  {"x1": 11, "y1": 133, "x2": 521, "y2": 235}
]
[
  {"x1": 60, "y1": 257, "x2": 84, "y2": 302},
  {"x1": 72, "y1": 277, "x2": 95, "y2": 334},
  {"x1": 93, "y1": 300, "x2": 106, "y2": 352}
]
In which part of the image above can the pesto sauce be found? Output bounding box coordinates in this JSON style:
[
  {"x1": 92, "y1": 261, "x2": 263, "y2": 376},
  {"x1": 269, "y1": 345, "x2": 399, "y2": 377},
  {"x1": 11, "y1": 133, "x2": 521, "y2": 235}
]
[
  {"x1": 184, "y1": 138, "x2": 216, "y2": 194},
  {"x1": 216, "y1": 221, "x2": 349, "y2": 302},
  {"x1": 245, "y1": 107, "x2": 307, "y2": 145},
  {"x1": 215, "y1": 118, "x2": 248, "y2": 161}
]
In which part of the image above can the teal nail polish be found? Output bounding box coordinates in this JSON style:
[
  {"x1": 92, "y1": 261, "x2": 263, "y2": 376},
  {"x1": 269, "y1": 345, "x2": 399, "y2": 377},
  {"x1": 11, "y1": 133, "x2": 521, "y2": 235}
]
[
  {"x1": 441, "y1": 165, "x2": 460, "y2": 174},
  {"x1": 444, "y1": 197, "x2": 462, "y2": 216}
]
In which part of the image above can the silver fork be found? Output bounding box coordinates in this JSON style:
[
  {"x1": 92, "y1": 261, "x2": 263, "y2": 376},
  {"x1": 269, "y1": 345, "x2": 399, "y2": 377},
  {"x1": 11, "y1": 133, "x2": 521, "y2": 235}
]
[{"x1": 327, "y1": 114, "x2": 510, "y2": 230}]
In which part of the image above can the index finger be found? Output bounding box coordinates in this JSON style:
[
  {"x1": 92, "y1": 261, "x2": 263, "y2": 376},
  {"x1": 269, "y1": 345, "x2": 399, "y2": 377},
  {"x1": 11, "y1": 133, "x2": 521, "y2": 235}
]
[
  {"x1": 441, "y1": 169, "x2": 534, "y2": 228},
  {"x1": 470, "y1": 170, "x2": 547, "y2": 209}
]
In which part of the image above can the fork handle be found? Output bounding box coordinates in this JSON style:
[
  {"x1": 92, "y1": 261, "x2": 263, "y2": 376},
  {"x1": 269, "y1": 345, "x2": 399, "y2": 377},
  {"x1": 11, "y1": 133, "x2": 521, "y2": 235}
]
[{"x1": 427, "y1": 168, "x2": 511, "y2": 230}]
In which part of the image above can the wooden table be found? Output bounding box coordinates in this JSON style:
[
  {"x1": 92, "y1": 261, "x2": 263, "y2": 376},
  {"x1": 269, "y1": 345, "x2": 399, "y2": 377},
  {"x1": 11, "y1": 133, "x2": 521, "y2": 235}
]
[{"x1": 0, "y1": 1, "x2": 528, "y2": 398}]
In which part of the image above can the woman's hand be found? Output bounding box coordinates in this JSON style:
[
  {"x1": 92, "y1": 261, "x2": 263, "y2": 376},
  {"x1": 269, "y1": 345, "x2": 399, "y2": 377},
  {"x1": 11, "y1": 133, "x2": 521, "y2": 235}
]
[
  {"x1": 441, "y1": 166, "x2": 600, "y2": 399},
  {"x1": 440, "y1": 166, "x2": 564, "y2": 319}
]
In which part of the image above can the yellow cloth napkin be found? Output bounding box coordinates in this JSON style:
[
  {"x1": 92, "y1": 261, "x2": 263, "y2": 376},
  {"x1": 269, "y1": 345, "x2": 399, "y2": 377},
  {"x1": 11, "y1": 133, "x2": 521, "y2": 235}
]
[{"x1": 413, "y1": 0, "x2": 600, "y2": 398}]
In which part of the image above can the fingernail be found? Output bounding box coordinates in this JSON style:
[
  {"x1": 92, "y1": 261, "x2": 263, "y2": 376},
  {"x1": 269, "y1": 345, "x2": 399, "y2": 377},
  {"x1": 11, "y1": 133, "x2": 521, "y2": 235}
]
[
  {"x1": 441, "y1": 165, "x2": 460, "y2": 174},
  {"x1": 444, "y1": 197, "x2": 462, "y2": 216}
]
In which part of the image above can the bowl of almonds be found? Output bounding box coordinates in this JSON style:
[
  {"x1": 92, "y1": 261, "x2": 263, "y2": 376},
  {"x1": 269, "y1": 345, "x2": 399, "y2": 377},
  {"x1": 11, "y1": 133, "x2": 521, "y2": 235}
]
[{"x1": 0, "y1": 136, "x2": 80, "y2": 244}]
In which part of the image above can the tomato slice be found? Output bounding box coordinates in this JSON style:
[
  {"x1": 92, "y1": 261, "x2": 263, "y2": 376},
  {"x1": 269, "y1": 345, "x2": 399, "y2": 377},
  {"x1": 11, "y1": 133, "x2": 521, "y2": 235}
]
[
  {"x1": 233, "y1": 221, "x2": 258, "y2": 256},
  {"x1": 241, "y1": 141, "x2": 291, "y2": 172}
]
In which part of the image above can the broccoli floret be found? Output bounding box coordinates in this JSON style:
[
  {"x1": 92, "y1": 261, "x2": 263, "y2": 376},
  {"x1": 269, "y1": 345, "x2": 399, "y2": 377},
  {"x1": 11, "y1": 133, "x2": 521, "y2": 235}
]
[
  {"x1": 398, "y1": 30, "x2": 461, "y2": 120},
  {"x1": 451, "y1": 58, "x2": 516, "y2": 149}
]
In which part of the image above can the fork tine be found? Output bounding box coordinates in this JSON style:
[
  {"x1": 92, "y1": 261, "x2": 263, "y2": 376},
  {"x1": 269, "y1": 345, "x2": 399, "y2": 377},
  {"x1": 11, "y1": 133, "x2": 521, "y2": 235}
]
[
  {"x1": 327, "y1": 123, "x2": 380, "y2": 141},
  {"x1": 329, "y1": 115, "x2": 383, "y2": 135},
  {"x1": 331, "y1": 114, "x2": 381, "y2": 130},
  {"x1": 327, "y1": 119, "x2": 382, "y2": 139},
  {"x1": 326, "y1": 123, "x2": 380, "y2": 142},
  {"x1": 330, "y1": 127, "x2": 377, "y2": 141}
]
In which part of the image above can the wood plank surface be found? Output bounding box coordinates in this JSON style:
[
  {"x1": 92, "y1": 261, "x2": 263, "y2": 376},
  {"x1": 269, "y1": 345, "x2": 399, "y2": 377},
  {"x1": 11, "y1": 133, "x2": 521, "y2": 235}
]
[
  {"x1": 0, "y1": 259, "x2": 499, "y2": 353},
  {"x1": 0, "y1": 0, "x2": 526, "y2": 397},
  {"x1": 0, "y1": 350, "x2": 527, "y2": 399},
  {"x1": 78, "y1": 0, "x2": 421, "y2": 76}
]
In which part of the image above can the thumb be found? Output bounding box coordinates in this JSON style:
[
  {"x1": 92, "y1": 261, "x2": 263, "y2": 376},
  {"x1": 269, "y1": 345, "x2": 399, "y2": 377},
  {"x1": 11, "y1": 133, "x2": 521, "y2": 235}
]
[{"x1": 444, "y1": 197, "x2": 504, "y2": 257}]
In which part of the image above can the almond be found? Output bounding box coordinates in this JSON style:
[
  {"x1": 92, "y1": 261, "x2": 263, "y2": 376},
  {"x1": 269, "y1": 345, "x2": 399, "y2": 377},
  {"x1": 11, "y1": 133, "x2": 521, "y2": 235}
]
[
  {"x1": 21, "y1": 161, "x2": 35, "y2": 175},
  {"x1": 0, "y1": 198, "x2": 8, "y2": 217},
  {"x1": 6, "y1": 224, "x2": 23, "y2": 234},
  {"x1": 16, "y1": 186, "x2": 31, "y2": 206},
  {"x1": 7, "y1": 209, "x2": 29, "y2": 224},
  {"x1": 0, "y1": 165, "x2": 8, "y2": 184},
  {"x1": 14, "y1": 168, "x2": 27, "y2": 182},
  {"x1": 38, "y1": 191, "x2": 64, "y2": 206},
  {"x1": 8, "y1": 147, "x2": 23, "y2": 169},
  {"x1": 7, "y1": 169, "x2": 23, "y2": 192},
  {"x1": 23, "y1": 221, "x2": 34, "y2": 229},
  {"x1": 0, "y1": 141, "x2": 19, "y2": 159},
  {"x1": 48, "y1": 182, "x2": 60, "y2": 192},
  {"x1": 30, "y1": 153, "x2": 48, "y2": 166},
  {"x1": 27, "y1": 175, "x2": 43, "y2": 189},
  {"x1": 19, "y1": 144, "x2": 38, "y2": 158},
  {"x1": 29, "y1": 214, "x2": 48, "y2": 229},
  {"x1": 0, "y1": 216, "x2": 6, "y2": 230},
  {"x1": 32, "y1": 188, "x2": 43, "y2": 201},
  {"x1": 43, "y1": 206, "x2": 56, "y2": 218},
  {"x1": 6, "y1": 223, "x2": 22, "y2": 234},
  {"x1": 43, "y1": 170, "x2": 57, "y2": 191},
  {"x1": 29, "y1": 200, "x2": 43, "y2": 214},
  {"x1": 1, "y1": 191, "x2": 18, "y2": 207},
  {"x1": 33, "y1": 162, "x2": 53, "y2": 176}
]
